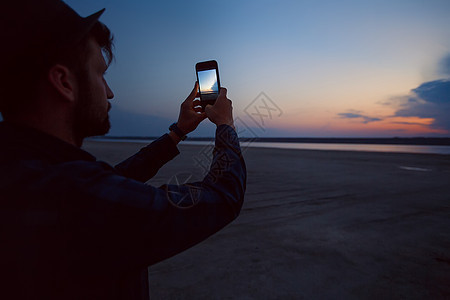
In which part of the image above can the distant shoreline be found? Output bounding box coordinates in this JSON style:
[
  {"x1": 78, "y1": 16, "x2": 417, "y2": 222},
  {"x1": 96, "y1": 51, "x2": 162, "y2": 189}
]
[{"x1": 90, "y1": 136, "x2": 450, "y2": 146}]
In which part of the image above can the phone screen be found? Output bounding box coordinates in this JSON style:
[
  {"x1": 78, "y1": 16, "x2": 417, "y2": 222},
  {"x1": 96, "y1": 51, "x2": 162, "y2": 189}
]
[{"x1": 197, "y1": 69, "x2": 219, "y2": 101}]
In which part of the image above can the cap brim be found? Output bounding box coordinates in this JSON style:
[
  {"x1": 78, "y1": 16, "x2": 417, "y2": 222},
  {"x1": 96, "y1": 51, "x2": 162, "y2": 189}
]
[
  {"x1": 70, "y1": 8, "x2": 105, "y2": 46},
  {"x1": 84, "y1": 8, "x2": 105, "y2": 29}
]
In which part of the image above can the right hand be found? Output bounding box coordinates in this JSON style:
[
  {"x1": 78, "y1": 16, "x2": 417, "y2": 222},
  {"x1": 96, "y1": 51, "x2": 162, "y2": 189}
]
[{"x1": 205, "y1": 87, "x2": 235, "y2": 130}]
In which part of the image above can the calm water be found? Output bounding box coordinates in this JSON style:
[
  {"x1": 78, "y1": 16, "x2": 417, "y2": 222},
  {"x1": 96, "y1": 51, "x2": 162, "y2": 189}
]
[
  {"x1": 89, "y1": 138, "x2": 450, "y2": 155},
  {"x1": 238, "y1": 142, "x2": 450, "y2": 155}
]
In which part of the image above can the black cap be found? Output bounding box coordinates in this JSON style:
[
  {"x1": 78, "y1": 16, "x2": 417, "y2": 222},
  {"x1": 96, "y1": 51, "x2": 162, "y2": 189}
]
[{"x1": 0, "y1": 0, "x2": 105, "y2": 63}]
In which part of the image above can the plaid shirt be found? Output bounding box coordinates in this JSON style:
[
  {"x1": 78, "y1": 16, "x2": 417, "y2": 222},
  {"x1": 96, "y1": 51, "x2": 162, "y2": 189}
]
[{"x1": 0, "y1": 122, "x2": 246, "y2": 300}]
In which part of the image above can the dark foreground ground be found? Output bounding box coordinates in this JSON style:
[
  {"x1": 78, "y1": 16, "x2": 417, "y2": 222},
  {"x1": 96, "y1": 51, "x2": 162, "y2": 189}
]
[{"x1": 83, "y1": 141, "x2": 450, "y2": 299}]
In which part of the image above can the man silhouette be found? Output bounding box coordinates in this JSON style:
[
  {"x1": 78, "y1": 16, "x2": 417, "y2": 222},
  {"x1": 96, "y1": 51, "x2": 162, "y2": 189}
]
[{"x1": 0, "y1": 1, "x2": 246, "y2": 299}]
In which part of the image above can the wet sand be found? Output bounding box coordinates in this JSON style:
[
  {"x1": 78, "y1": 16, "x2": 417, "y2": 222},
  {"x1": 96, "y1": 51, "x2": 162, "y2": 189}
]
[{"x1": 83, "y1": 140, "x2": 450, "y2": 299}]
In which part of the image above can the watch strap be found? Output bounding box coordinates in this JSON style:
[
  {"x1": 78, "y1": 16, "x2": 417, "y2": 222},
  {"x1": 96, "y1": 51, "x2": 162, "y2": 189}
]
[{"x1": 169, "y1": 122, "x2": 187, "y2": 141}]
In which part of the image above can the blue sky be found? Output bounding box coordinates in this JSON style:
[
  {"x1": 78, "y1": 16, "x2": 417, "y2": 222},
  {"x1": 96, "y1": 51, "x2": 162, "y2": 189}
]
[{"x1": 58, "y1": 1, "x2": 450, "y2": 136}]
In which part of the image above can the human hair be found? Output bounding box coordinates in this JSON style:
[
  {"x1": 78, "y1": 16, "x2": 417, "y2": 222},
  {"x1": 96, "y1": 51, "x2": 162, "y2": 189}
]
[
  {"x1": 0, "y1": 21, "x2": 114, "y2": 117},
  {"x1": 58, "y1": 22, "x2": 114, "y2": 77}
]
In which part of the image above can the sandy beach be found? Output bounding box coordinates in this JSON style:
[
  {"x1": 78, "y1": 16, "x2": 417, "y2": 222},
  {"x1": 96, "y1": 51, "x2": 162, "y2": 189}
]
[{"x1": 83, "y1": 140, "x2": 450, "y2": 299}]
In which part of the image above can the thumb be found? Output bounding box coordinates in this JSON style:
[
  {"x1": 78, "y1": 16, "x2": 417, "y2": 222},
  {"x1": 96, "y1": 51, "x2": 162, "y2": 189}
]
[
  {"x1": 218, "y1": 87, "x2": 227, "y2": 99},
  {"x1": 184, "y1": 82, "x2": 199, "y2": 104},
  {"x1": 214, "y1": 87, "x2": 228, "y2": 105}
]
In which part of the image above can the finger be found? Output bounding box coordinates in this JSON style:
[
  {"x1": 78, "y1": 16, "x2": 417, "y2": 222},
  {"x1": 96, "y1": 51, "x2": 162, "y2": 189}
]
[
  {"x1": 214, "y1": 87, "x2": 227, "y2": 104},
  {"x1": 194, "y1": 107, "x2": 204, "y2": 113},
  {"x1": 197, "y1": 112, "x2": 207, "y2": 121},
  {"x1": 184, "y1": 82, "x2": 199, "y2": 104},
  {"x1": 218, "y1": 87, "x2": 227, "y2": 97},
  {"x1": 192, "y1": 112, "x2": 207, "y2": 125},
  {"x1": 195, "y1": 81, "x2": 200, "y2": 98},
  {"x1": 193, "y1": 99, "x2": 202, "y2": 106}
]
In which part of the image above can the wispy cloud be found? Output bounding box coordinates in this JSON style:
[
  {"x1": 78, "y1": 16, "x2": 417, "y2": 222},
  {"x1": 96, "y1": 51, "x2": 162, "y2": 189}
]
[
  {"x1": 337, "y1": 110, "x2": 382, "y2": 124},
  {"x1": 391, "y1": 121, "x2": 431, "y2": 126}
]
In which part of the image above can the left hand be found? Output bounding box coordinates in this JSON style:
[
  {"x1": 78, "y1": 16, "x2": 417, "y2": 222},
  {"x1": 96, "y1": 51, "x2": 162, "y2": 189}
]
[{"x1": 177, "y1": 82, "x2": 207, "y2": 134}]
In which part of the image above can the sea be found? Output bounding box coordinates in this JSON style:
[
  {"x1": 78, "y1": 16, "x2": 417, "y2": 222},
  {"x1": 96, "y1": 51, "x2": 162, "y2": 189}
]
[{"x1": 88, "y1": 137, "x2": 450, "y2": 155}]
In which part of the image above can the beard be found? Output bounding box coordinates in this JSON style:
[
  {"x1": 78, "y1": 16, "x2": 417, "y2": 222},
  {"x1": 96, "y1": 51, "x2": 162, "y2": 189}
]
[{"x1": 73, "y1": 73, "x2": 111, "y2": 140}]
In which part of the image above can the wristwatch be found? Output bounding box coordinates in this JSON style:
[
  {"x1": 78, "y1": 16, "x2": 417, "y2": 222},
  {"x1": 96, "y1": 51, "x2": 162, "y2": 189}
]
[{"x1": 169, "y1": 122, "x2": 187, "y2": 141}]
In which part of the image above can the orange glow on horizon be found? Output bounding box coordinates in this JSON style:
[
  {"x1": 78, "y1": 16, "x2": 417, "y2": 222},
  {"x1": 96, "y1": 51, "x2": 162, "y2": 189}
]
[{"x1": 262, "y1": 115, "x2": 448, "y2": 136}]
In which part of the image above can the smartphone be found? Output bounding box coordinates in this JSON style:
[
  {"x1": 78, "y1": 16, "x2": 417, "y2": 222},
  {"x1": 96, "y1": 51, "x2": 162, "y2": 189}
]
[{"x1": 195, "y1": 60, "x2": 221, "y2": 110}]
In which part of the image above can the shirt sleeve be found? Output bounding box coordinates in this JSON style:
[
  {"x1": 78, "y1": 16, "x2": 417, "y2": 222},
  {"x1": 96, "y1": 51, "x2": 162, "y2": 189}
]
[
  {"x1": 114, "y1": 133, "x2": 180, "y2": 182},
  {"x1": 58, "y1": 124, "x2": 246, "y2": 271}
]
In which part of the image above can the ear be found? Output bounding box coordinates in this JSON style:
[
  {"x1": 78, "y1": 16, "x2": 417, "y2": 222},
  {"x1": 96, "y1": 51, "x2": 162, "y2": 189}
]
[{"x1": 47, "y1": 64, "x2": 77, "y2": 102}]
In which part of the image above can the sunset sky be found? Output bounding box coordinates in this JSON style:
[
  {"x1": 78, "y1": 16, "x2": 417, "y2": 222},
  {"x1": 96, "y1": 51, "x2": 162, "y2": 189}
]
[
  {"x1": 66, "y1": 0, "x2": 450, "y2": 137},
  {"x1": 198, "y1": 70, "x2": 218, "y2": 93}
]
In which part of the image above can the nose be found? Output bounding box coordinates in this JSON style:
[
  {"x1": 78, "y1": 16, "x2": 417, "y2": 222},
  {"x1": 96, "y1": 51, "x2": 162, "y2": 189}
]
[{"x1": 106, "y1": 81, "x2": 114, "y2": 99}]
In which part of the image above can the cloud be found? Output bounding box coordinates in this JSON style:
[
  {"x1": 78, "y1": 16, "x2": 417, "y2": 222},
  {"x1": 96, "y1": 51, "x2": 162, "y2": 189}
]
[
  {"x1": 369, "y1": 54, "x2": 450, "y2": 135},
  {"x1": 391, "y1": 121, "x2": 430, "y2": 126},
  {"x1": 412, "y1": 79, "x2": 450, "y2": 105},
  {"x1": 394, "y1": 79, "x2": 450, "y2": 131},
  {"x1": 337, "y1": 110, "x2": 382, "y2": 124}
]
